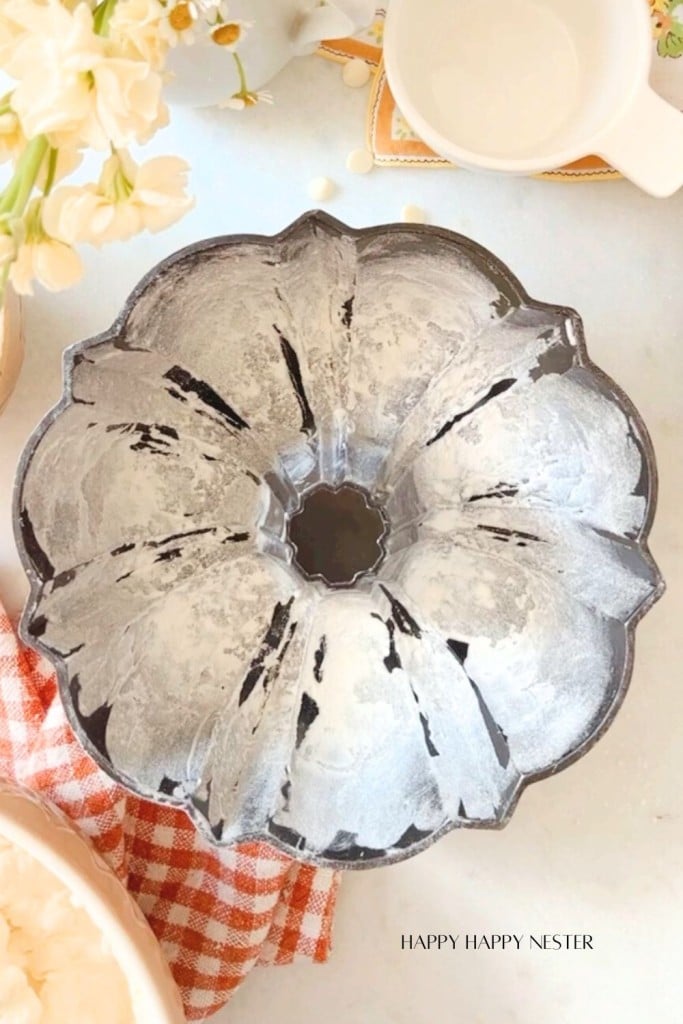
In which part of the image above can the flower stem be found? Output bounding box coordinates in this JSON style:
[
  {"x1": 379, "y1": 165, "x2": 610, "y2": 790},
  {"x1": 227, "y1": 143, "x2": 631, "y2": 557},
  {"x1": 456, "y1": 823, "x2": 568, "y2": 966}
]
[
  {"x1": 0, "y1": 135, "x2": 49, "y2": 218},
  {"x1": 232, "y1": 51, "x2": 249, "y2": 96},
  {"x1": 42, "y1": 148, "x2": 59, "y2": 198},
  {"x1": 106, "y1": 148, "x2": 134, "y2": 200},
  {"x1": 93, "y1": 0, "x2": 118, "y2": 35},
  {"x1": 24, "y1": 195, "x2": 43, "y2": 239}
]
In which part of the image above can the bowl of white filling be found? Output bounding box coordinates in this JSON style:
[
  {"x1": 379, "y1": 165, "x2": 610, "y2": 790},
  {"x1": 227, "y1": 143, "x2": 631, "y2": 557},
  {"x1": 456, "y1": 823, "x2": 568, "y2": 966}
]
[{"x1": 0, "y1": 779, "x2": 184, "y2": 1024}]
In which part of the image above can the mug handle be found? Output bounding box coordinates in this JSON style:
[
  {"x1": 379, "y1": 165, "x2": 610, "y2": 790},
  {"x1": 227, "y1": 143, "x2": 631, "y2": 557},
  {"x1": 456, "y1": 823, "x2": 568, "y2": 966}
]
[{"x1": 596, "y1": 87, "x2": 683, "y2": 199}]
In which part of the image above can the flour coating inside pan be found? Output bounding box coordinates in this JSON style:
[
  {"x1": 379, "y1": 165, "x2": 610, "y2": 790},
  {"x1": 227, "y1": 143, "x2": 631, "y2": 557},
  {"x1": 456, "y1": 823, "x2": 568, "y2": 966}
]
[{"x1": 17, "y1": 215, "x2": 661, "y2": 866}]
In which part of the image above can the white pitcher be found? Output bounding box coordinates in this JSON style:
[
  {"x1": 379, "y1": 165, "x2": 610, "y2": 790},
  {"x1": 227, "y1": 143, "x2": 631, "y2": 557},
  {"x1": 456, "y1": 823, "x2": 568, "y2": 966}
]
[{"x1": 165, "y1": 0, "x2": 376, "y2": 107}]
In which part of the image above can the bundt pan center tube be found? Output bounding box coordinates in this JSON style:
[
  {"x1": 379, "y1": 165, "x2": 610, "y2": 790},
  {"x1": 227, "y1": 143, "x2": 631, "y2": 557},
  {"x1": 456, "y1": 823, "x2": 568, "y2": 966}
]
[{"x1": 14, "y1": 212, "x2": 664, "y2": 869}]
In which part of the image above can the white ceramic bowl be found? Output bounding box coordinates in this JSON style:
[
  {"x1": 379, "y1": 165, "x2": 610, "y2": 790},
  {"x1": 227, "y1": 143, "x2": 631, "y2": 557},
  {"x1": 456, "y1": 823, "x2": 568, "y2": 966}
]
[
  {"x1": 0, "y1": 779, "x2": 185, "y2": 1024},
  {"x1": 384, "y1": 0, "x2": 683, "y2": 197}
]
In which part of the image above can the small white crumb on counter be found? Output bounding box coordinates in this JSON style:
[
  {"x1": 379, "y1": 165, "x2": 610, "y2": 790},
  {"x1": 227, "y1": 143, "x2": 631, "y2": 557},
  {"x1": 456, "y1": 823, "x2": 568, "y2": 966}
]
[
  {"x1": 401, "y1": 204, "x2": 427, "y2": 223},
  {"x1": 342, "y1": 58, "x2": 371, "y2": 88},
  {"x1": 346, "y1": 149, "x2": 374, "y2": 174},
  {"x1": 308, "y1": 177, "x2": 336, "y2": 202}
]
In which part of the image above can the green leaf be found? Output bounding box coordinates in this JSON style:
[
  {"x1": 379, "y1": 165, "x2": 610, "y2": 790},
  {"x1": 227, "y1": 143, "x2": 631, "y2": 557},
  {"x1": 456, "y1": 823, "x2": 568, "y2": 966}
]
[{"x1": 657, "y1": 24, "x2": 683, "y2": 58}]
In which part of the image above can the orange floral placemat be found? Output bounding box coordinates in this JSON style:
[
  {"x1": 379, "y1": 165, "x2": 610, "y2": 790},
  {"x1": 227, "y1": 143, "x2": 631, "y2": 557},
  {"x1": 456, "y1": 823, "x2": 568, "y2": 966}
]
[{"x1": 319, "y1": 2, "x2": 683, "y2": 181}]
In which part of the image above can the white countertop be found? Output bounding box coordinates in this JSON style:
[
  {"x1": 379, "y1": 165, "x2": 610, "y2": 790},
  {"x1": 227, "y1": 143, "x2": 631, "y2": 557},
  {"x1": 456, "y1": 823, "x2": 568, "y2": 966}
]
[{"x1": 1, "y1": 54, "x2": 682, "y2": 1024}]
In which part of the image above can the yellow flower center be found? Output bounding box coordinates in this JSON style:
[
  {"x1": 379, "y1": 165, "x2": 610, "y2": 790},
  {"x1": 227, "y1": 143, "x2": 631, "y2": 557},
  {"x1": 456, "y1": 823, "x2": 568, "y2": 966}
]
[
  {"x1": 169, "y1": 3, "x2": 195, "y2": 31},
  {"x1": 212, "y1": 23, "x2": 242, "y2": 46}
]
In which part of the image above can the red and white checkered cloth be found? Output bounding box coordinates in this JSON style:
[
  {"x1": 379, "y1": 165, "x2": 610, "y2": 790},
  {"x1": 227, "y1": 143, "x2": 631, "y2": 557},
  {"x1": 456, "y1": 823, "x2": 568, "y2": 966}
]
[{"x1": 0, "y1": 599, "x2": 340, "y2": 1020}]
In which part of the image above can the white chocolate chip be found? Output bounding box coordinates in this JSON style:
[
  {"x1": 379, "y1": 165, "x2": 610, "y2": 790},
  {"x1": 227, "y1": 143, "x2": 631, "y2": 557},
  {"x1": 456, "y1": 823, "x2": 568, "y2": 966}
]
[
  {"x1": 401, "y1": 204, "x2": 427, "y2": 224},
  {"x1": 346, "y1": 148, "x2": 374, "y2": 174},
  {"x1": 342, "y1": 58, "x2": 371, "y2": 88},
  {"x1": 308, "y1": 177, "x2": 336, "y2": 202}
]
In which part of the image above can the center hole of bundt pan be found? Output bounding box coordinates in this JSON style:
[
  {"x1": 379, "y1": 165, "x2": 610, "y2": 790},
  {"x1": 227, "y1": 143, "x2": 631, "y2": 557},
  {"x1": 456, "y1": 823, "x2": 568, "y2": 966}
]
[{"x1": 287, "y1": 483, "x2": 388, "y2": 588}]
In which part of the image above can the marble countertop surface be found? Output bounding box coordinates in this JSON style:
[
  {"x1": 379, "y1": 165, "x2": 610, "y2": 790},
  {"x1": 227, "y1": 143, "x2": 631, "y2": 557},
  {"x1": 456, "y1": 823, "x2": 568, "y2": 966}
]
[{"x1": 1, "y1": 54, "x2": 682, "y2": 1024}]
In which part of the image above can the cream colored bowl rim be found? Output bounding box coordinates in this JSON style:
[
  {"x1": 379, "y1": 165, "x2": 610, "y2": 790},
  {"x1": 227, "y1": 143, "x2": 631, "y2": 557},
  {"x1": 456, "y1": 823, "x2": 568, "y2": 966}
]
[
  {"x1": 383, "y1": 0, "x2": 652, "y2": 175},
  {"x1": 0, "y1": 783, "x2": 185, "y2": 1024}
]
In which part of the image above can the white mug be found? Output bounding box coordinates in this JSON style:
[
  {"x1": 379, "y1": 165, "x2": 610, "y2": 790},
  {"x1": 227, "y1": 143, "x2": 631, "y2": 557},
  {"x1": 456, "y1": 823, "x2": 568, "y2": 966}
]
[
  {"x1": 384, "y1": 0, "x2": 683, "y2": 197},
  {"x1": 165, "y1": 0, "x2": 375, "y2": 107}
]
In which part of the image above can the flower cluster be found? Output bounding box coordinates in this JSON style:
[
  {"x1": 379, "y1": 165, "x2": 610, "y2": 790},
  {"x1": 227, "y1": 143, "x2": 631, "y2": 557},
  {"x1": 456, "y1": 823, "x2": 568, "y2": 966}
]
[{"x1": 0, "y1": 0, "x2": 255, "y2": 296}]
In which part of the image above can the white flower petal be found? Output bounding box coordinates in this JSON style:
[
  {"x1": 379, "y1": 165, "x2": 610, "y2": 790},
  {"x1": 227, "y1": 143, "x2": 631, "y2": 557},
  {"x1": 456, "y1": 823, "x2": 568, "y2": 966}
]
[
  {"x1": 6, "y1": 3, "x2": 103, "y2": 144},
  {"x1": 220, "y1": 96, "x2": 245, "y2": 110},
  {"x1": 43, "y1": 186, "x2": 97, "y2": 243},
  {"x1": 9, "y1": 238, "x2": 82, "y2": 295},
  {"x1": 0, "y1": 234, "x2": 14, "y2": 266},
  {"x1": 36, "y1": 239, "x2": 83, "y2": 291},
  {"x1": 92, "y1": 59, "x2": 165, "y2": 148},
  {"x1": 0, "y1": 110, "x2": 24, "y2": 163},
  {"x1": 130, "y1": 155, "x2": 193, "y2": 231},
  {"x1": 7, "y1": 244, "x2": 34, "y2": 295},
  {"x1": 107, "y1": 0, "x2": 169, "y2": 68},
  {"x1": 44, "y1": 170, "x2": 158, "y2": 246}
]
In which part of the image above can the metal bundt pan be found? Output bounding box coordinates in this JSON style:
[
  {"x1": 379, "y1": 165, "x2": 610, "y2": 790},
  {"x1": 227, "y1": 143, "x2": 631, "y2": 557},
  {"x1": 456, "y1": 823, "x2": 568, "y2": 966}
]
[{"x1": 14, "y1": 212, "x2": 664, "y2": 868}]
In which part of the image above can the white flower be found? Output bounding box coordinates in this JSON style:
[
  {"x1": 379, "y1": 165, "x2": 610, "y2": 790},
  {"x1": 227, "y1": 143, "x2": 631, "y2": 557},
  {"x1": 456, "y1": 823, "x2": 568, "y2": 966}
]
[
  {"x1": 36, "y1": 145, "x2": 83, "y2": 189},
  {"x1": 61, "y1": 0, "x2": 99, "y2": 9},
  {"x1": 108, "y1": 0, "x2": 170, "y2": 69},
  {"x1": 43, "y1": 150, "x2": 193, "y2": 246},
  {"x1": 210, "y1": 18, "x2": 251, "y2": 50},
  {"x1": 220, "y1": 89, "x2": 273, "y2": 110},
  {"x1": 162, "y1": 1, "x2": 199, "y2": 46},
  {"x1": 6, "y1": 2, "x2": 166, "y2": 150},
  {"x1": 10, "y1": 237, "x2": 83, "y2": 293},
  {"x1": 131, "y1": 153, "x2": 194, "y2": 231},
  {"x1": 8, "y1": 200, "x2": 83, "y2": 295},
  {"x1": 45, "y1": 186, "x2": 140, "y2": 244},
  {"x1": 6, "y1": 3, "x2": 100, "y2": 138},
  {"x1": 0, "y1": 110, "x2": 24, "y2": 163},
  {"x1": 221, "y1": 96, "x2": 245, "y2": 111},
  {"x1": 91, "y1": 58, "x2": 168, "y2": 147},
  {"x1": 0, "y1": 232, "x2": 15, "y2": 271},
  {"x1": 0, "y1": 9, "x2": 28, "y2": 68}
]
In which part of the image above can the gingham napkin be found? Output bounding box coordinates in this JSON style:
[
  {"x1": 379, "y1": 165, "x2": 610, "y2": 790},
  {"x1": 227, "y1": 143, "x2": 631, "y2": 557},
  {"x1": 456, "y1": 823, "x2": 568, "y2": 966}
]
[{"x1": 0, "y1": 599, "x2": 340, "y2": 1021}]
